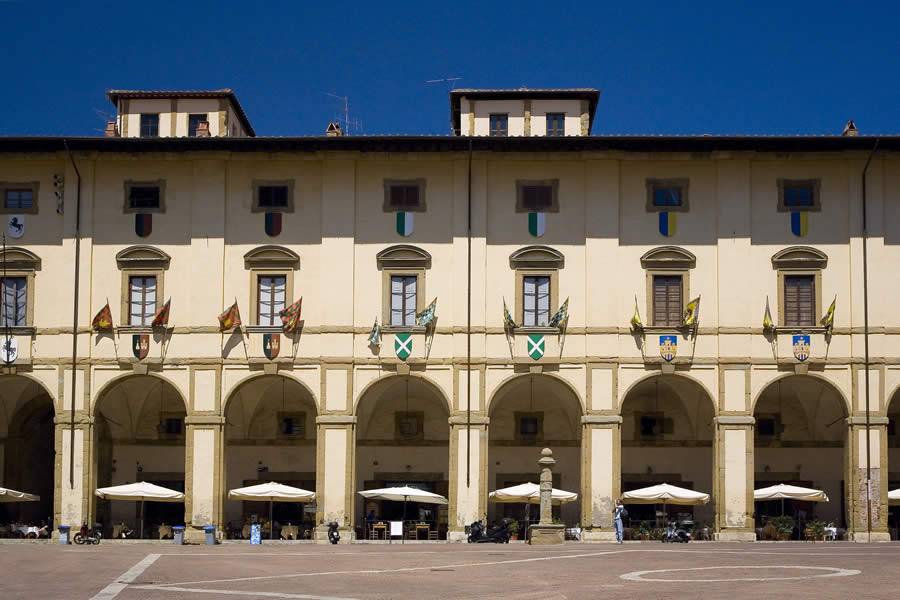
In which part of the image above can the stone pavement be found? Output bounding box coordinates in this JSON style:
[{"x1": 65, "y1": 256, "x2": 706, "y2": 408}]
[{"x1": 2, "y1": 541, "x2": 899, "y2": 599}]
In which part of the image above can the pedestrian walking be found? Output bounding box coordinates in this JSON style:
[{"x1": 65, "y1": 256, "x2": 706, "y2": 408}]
[{"x1": 613, "y1": 499, "x2": 627, "y2": 543}]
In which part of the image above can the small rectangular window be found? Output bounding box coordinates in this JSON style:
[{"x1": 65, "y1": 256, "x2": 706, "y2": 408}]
[
  {"x1": 258, "y1": 275, "x2": 286, "y2": 326},
  {"x1": 279, "y1": 414, "x2": 304, "y2": 437},
  {"x1": 390, "y1": 275, "x2": 417, "y2": 326},
  {"x1": 129, "y1": 276, "x2": 157, "y2": 326},
  {"x1": 188, "y1": 113, "x2": 208, "y2": 137},
  {"x1": 519, "y1": 417, "x2": 539, "y2": 436},
  {"x1": 489, "y1": 114, "x2": 508, "y2": 137},
  {"x1": 778, "y1": 179, "x2": 821, "y2": 211},
  {"x1": 784, "y1": 274, "x2": 815, "y2": 327},
  {"x1": 652, "y1": 275, "x2": 683, "y2": 327},
  {"x1": 389, "y1": 185, "x2": 420, "y2": 209},
  {"x1": 523, "y1": 275, "x2": 550, "y2": 327},
  {"x1": 128, "y1": 186, "x2": 160, "y2": 210},
  {"x1": 757, "y1": 418, "x2": 776, "y2": 437},
  {"x1": 140, "y1": 114, "x2": 159, "y2": 137},
  {"x1": 521, "y1": 185, "x2": 554, "y2": 211},
  {"x1": 653, "y1": 187, "x2": 682, "y2": 207},
  {"x1": 252, "y1": 180, "x2": 294, "y2": 213},
  {"x1": 258, "y1": 186, "x2": 289, "y2": 209},
  {"x1": 646, "y1": 179, "x2": 689, "y2": 212},
  {"x1": 546, "y1": 113, "x2": 565, "y2": 137},
  {"x1": 783, "y1": 185, "x2": 814, "y2": 207},
  {"x1": 164, "y1": 418, "x2": 183, "y2": 435},
  {"x1": 1, "y1": 277, "x2": 26, "y2": 327},
  {"x1": 5, "y1": 189, "x2": 33, "y2": 210},
  {"x1": 395, "y1": 411, "x2": 423, "y2": 440}
]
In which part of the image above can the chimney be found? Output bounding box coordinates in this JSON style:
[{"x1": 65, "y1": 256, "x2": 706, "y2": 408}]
[
  {"x1": 104, "y1": 121, "x2": 119, "y2": 137},
  {"x1": 841, "y1": 120, "x2": 858, "y2": 136},
  {"x1": 195, "y1": 121, "x2": 211, "y2": 137},
  {"x1": 326, "y1": 122, "x2": 344, "y2": 137}
]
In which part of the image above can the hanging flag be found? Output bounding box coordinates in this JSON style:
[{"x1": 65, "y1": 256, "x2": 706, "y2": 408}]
[
  {"x1": 790, "y1": 211, "x2": 808, "y2": 237},
  {"x1": 396, "y1": 212, "x2": 414, "y2": 236},
  {"x1": 368, "y1": 318, "x2": 381, "y2": 346},
  {"x1": 820, "y1": 296, "x2": 836, "y2": 333},
  {"x1": 683, "y1": 296, "x2": 701, "y2": 327},
  {"x1": 527, "y1": 334, "x2": 545, "y2": 360},
  {"x1": 630, "y1": 295, "x2": 644, "y2": 331},
  {"x1": 264, "y1": 212, "x2": 282, "y2": 237},
  {"x1": 135, "y1": 213, "x2": 152, "y2": 237},
  {"x1": 415, "y1": 298, "x2": 437, "y2": 327},
  {"x1": 218, "y1": 301, "x2": 242, "y2": 331},
  {"x1": 658, "y1": 212, "x2": 676, "y2": 237},
  {"x1": 132, "y1": 334, "x2": 149, "y2": 359},
  {"x1": 92, "y1": 302, "x2": 114, "y2": 331},
  {"x1": 528, "y1": 212, "x2": 546, "y2": 237},
  {"x1": 503, "y1": 298, "x2": 517, "y2": 329},
  {"x1": 763, "y1": 296, "x2": 774, "y2": 331},
  {"x1": 395, "y1": 333, "x2": 412, "y2": 359},
  {"x1": 548, "y1": 297, "x2": 569, "y2": 328},
  {"x1": 279, "y1": 297, "x2": 303, "y2": 333},
  {"x1": 151, "y1": 298, "x2": 171, "y2": 327}
]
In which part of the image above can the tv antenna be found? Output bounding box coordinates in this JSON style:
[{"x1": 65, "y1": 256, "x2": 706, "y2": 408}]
[
  {"x1": 325, "y1": 93, "x2": 362, "y2": 135},
  {"x1": 426, "y1": 77, "x2": 462, "y2": 90}
]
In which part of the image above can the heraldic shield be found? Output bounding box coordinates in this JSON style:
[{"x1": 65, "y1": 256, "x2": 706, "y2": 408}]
[
  {"x1": 527, "y1": 334, "x2": 545, "y2": 361},
  {"x1": 395, "y1": 333, "x2": 412, "y2": 360},
  {"x1": 264, "y1": 333, "x2": 280, "y2": 359},
  {"x1": 132, "y1": 334, "x2": 149, "y2": 360},
  {"x1": 659, "y1": 335, "x2": 677, "y2": 361},
  {"x1": 793, "y1": 335, "x2": 810, "y2": 362},
  {"x1": 1, "y1": 336, "x2": 17, "y2": 363}
]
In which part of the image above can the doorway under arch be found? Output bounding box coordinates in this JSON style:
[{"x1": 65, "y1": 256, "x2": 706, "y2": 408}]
[{"x1": 885, "y1": 387, "x2": 900, "y2": 539}]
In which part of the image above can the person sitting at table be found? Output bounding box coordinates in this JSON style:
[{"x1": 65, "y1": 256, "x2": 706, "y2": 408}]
[{"x1": 38, "y1": 521, "x2": 49, "y2": 538}]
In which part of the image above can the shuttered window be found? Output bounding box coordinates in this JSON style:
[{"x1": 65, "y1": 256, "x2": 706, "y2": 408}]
[
  {"x1": 653, "y1": 275, "x2": 683, "y2": 327},
  {"x1": 784, "y1": 275, "x2": 815, "y2": 327},
  {"x1": 523, "y1": 276, "x2": 550, "y2": 326},
  {"x1": 129, "y1": 276, "x2": 156, "y2": 326},
  {"x1": 258, "y1": 275, "x2": 286, "y2": 326},
  {"x1": 390, "y1": 275, "x2": 417, "y2": 326},
  {"x1": 1, "y1": 277, "x2": 26, "y2": 327}
]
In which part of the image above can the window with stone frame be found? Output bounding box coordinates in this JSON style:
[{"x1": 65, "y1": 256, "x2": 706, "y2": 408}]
[
  {"x1": 0, "y1": 276, "x2": 26, "y2": 327},
  {"x1": 128, "y1": 275, "x2": 157, "y2": 326}
]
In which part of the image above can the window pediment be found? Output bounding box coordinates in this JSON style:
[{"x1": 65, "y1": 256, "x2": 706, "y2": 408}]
[
  {"x1": 509, "y1": 245, "x2": 564, "y2": 269},
  {"x1": 640, "y1": 246, "x2": 696, "y2": 270},
  {"x1": 376, "y1": 245, "x2": 431, "y2": 270},
  {"x1": 115, "y1": 245, "x2": 170, "y2": 270},
  {"x1": 0, "y1": 247, "x2": 40, "y2": 270},
  {"x1": 771, "y1": 246, "x2": 827, "y2": 270},
  {"x1": 244, "y1": 245, "x2": 300, "y2": 270}
]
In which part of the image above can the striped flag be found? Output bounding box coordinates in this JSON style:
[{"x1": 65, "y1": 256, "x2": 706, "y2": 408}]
[
  {"x1": 528, "y1": 212, "x2": 545, "y2": 237},
  {"x1": 396, "y1": 212, "x2": 414, "y2": 236},
  {"x1": 151, "y1": 298, "x2": 171, "y2": 327},
  {"x1": 279, "y1": 297, "x2": 303, "y2": 333},
  {"x1": 218, "y1": 301, "x2": 242, "y2": 331},
  {"x1": 658, "y1": 212, "x2": 676, "y2": 237},
  {"x1": 92, "y1": 302, "x2": 114, "y2": 331}
]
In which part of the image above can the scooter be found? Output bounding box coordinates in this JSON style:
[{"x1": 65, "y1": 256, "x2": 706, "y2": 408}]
[
  {"x1": 327, "y1": 521, "x2": 340, "y2": 544},
  {"x1": 661, "y1": 520, "x2": 691, "y2": 543},
  {"x1": 119, "y1": 525, "x2": 136, "y2": 539},
  {"x1": 74, "y1": 523, "x2": 102, "y2": 545},
  {"x1": 467, "y1": 519, "x2": 511, "y2": 543}
]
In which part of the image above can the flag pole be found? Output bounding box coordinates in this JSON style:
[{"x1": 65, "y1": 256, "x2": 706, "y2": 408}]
[
  {"x1": 107, "y1": 297, "x2": 120, "y2": 358},
  {"x1": 236, "y1": 297, "x2": 249, "y2": 362},
  {"x1": 2, "y1": 233, "x2": 10, "y2": 365}
]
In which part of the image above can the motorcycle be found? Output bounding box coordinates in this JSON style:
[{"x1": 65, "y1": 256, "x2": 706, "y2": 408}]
[
  {"x1": 119, "y1": 525, "x2": 136, "y2": 539},
  {"x1": 327, "y1": 521, "x2": 340, "y2": 545},
  {"x1": 74, "y1": 523, "x2": 102, "y2": 545},
  {"x1": 661, "y1": 520, "x2": 691, "y2": 543},
  {"x1": 467, "y1": 518, "x2": 511, "y2": 543}
]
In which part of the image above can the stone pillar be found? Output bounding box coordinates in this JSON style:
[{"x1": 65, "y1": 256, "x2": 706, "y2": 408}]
[
  {"x1": 528, "y1": 448, "x2": 564, "y2": 545},
  {"x1": 184, "y1": 416, "x2": 224, "y2": 543},
  {"x1": 847, "y1": 418, "x2": 891, "y2": 542},
  {"x1": 54, "y1": 412, "x2": 92, "y2": 535},
  {"x1": 315, "y1": 415, "x2": 356, "y2": 542},
  {"x1": 448, "y1": 415, "x2": 488, "y2": 543},
  {"x1": 581, "y1": 415, "x2": 621, "y2": 542},
  {"x1": 713, "y1": 416, "x2": 756, "y2": 541}
]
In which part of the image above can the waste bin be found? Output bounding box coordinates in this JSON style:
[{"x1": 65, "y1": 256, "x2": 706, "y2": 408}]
[
  {"x1": 250, "y1": 523, "x2": 261, "y2": 545},
  {"x1": 203, "y1": 525, "x2": 216, "y2": 545},
  {"x1": 58, "y1": 525, "x2": 71, "y2": 545},
  {"x1": 173, "y1": 526, "x2": 184, "y2": 545}
]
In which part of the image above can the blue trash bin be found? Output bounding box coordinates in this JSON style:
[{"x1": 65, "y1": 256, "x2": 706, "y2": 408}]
[
  {"x1": 203, "y1": 525, "x2": 216, "y2": 545},
  {"x1": 250, "y1": 523, "x2": 261, "y2": 545},
  {"x1": 58, "y1": 525, "x2": 71, "y2": 545},
  {"x1": 173, "y1": 526, "x2": 185, "y2": 545}
]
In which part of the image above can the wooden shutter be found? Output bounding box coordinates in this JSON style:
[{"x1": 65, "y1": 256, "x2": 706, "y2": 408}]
[
  {"x1": 653, "y1": 275, "x2": 682, "y2": 327},
  {"x1": 784, "y1": 275, "x2": 815, "y2": 326}
]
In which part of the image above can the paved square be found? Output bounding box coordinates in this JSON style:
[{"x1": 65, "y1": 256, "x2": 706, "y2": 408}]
[{"x1": 3, "y1": 541, "x2": 899, "y2": 599}]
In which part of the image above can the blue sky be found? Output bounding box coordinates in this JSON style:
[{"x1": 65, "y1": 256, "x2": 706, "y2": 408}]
[{"x1": 2, "y1": 0, "x2": 899, "y2": 137}]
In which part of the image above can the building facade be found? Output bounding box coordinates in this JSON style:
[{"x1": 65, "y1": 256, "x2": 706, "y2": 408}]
[{"x1": 1, "y1": 89, "x2": 899, "y2": 543}]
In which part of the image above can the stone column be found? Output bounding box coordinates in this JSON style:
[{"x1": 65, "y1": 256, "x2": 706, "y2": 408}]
[
  {"x1": 713, "y1": 416, "x2": 756, "y2": 541},
  {"x1": 184, "y1": 416, "x2": 224, "y2": 543},
  {"x1": 581, "y1": 415, "x2": 621, "y2": 542},
  {"x1": 315, "y1": 415, "x2": 356, "y2": 542},
  {"x1": 846, "y1": 418, "x2": 890, "y2": 542},
  {"x1": 54, "y1": 412, "x2": 92, "y2": 536},
  {"x1": 447, "y1": 415, "x2": 488, "y2": 543},
  {"x1": 528, "y1": 448, "x2": 564, "y2": 545}
]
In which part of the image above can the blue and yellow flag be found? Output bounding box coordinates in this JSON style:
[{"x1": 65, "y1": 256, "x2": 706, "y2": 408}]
[{"x1": 658, "y1": 212, "x2": 676, "y2": 237}]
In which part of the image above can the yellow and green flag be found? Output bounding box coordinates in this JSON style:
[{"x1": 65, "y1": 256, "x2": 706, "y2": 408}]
[
  {"x1": 218, "y1": 301, "x2": 242, "y2": 331},
  {"x1": 683, "y1": 296, "x2": 701, "y2": 328},
  {"x1": 820, "y1": 296, "x2": 836, "y2": 332},
  {"x1": 630, "y1": 296, "x2": 644, "y2": 330},
  {"x1": 763, "y1": 296, "x2": 774, "y2": 331}
]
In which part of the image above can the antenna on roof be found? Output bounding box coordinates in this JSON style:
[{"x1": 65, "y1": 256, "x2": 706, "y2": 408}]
[
  {"x1": 427, "y1": 77, "x2": 463, "y2": 134},
  {"x1": 325, "y1": 93, "x2": 362, "y2": 135}
]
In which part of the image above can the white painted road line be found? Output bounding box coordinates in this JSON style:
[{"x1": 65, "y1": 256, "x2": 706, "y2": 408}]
[
  {"x1": 132, "y1": 585, "x2": 359, "y2": 600},
  {"x1": 620, "y1": 565, "x2": 861, "y2": 583},
  {"x1": 90, "y1": 553, "x2": 161, "y2": 600}
]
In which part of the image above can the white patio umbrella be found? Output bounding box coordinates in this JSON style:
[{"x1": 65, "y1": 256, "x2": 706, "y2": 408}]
[
  {"x1": 95, "y1": 482, "x2": 185, "y2": 539},
  {"x1": 0, "y1": 487, "x2": 40, "y2": 502},
  {"x1": 889, "y1": 488, "x2": 900, "y2": 506},
  {"x1": 228, "y1": 482, "x2": 315, "y2": 540},
  {"x1": 489, "y1": 482, "x2": 578, "y2": 505},
  {"x1": 622, "y1": 483, "x2": 710, "y2": 505},
  {"x1": 754, "y1": 483, "x2": 828, "y2": 517},
  {"x1": 358, "y1": 486, "x2": 448, "y2": 544}
]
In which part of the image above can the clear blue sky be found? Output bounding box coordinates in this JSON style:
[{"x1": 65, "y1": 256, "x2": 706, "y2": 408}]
[{"x1": 2, "y1": 0, "x2": 898, "y2": 137}]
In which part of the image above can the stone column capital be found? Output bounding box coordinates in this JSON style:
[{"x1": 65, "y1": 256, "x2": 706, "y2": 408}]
[
  {"x1": 714, "y1": 416, "x2": 755, "y2": 426},
  {"x1": 449, "y1": 415, "x2": 489, "y2": 426},
  {"x1": 581, "y1": 415, "x2": 622, "y2": 425},
  {"x1": 846, "y1": 416, "x2": 889, "y2": 427},
  {"x1": 315, "y1": 414, "x2": 357, "y2": 425}
]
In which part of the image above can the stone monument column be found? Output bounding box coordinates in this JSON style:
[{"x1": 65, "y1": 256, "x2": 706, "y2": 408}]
[{"x1": 528, "y1": 448, "x2": 564, "y2": 545}]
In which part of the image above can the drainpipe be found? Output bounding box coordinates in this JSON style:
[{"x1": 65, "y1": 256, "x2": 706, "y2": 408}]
[
  {"x1": 63, "y1": 139, "x2": 82, "y2": 489},
  {"x1": 861, "y1": 138, "x2": 878, "y2": 542},
  {"x1": 466, "y1": 137, "x2": 472, "y2": 487}
]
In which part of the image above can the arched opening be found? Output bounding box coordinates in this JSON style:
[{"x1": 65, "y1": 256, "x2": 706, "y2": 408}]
[
  {"x1": 0, "y1": 376, "x2": 55, "y2": 529},
  {"x1": 887, "y1": 388, "x2": 900, "y2": 540},
  {"x1": 94, "y1": 375, "x2": 186, "y2": 538},
  {"x1": 620, "y1": 375, "x2": 715, "y2": 532},
  {"x1": 753, "y1": 375, "x2": 847, "y2": 538},
  {"x1": 355, "y1": 375, "x2": 449, "y2": 540},
  {"x1": 488, "y1": 375, "x2": 582, "y2": 535},
  {"x1": 223, "y1": 375, "x2": 317, "y2": 540}
]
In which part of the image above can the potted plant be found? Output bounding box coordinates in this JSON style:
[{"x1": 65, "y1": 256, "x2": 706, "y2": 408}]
[
  {"x1": 769, "y1": 515, "x2": 794, "y2": 540},
  {"x1": 637, "y1": 521, "x2": 651, "y2": 541},
  {"x1": 804, "y1": 520, "x2": 825, "y2": 541},
  {"x1": 508, "y1": 519, "x2": 520, "y2": 541},
  {"x1": 649, "y1": 527, "x2": 665, "y2": 541}
]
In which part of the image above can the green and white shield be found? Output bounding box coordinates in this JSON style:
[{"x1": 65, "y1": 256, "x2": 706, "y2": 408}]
[
  {"x1": 395, "y1": 333, "x2": 412, "y2": 360},
  {"x1": 527, "y1": 334, "x2": 545, "y2": 360}
]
